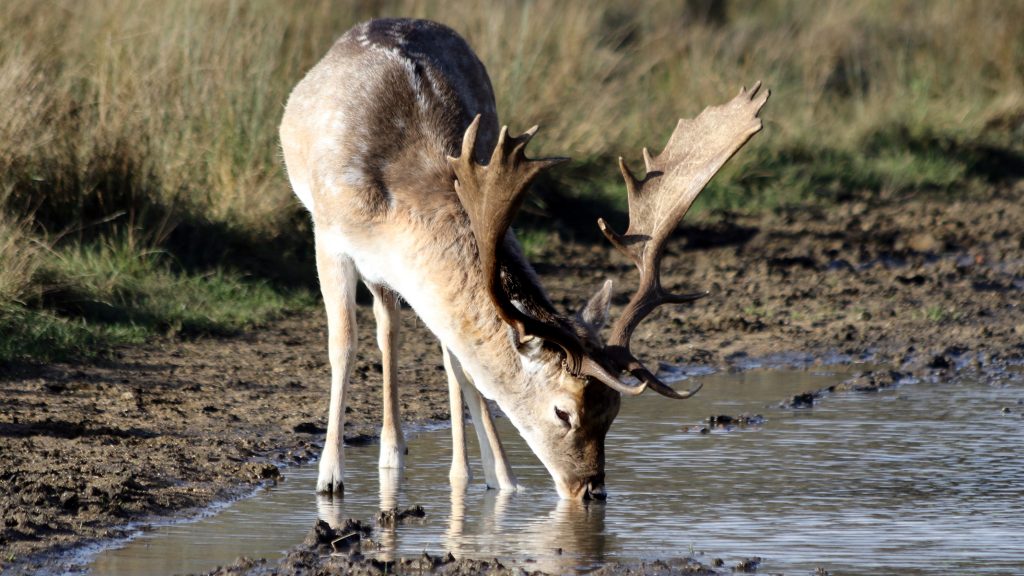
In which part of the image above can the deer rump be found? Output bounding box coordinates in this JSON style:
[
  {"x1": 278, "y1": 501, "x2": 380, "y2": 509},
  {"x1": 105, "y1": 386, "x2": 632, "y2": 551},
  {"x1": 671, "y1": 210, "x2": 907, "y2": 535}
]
[{"x1": 280, "y1": 18, "x2": 768, "y2": 500}]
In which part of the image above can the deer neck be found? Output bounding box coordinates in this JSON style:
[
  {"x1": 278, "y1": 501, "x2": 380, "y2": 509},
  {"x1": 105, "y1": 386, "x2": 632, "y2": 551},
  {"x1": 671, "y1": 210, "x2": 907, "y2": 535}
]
[{"x1": 380, "y1": 203, "x2": 554, "y2": 412}]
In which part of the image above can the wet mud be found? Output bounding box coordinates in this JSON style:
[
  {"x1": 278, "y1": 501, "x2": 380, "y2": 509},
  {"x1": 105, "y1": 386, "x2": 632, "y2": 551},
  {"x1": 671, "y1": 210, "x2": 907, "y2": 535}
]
[
  {"x1": 198, "y1": 517, "x2": 722, "y2": 576},
  {"x1": 2, "y1": 193, "x2": 1023, "y2": 574}
]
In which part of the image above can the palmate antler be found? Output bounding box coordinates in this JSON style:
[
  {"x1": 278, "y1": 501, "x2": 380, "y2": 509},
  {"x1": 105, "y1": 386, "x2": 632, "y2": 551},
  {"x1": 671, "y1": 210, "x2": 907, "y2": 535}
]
[
  {"x1": 448, "y1": 117, "x2": 584, "y2": 367},
  {"x1": 599, "y1": 82, "x2": 770, "y2": 397},
  {"x1": 449, "y1": 116, "x2": 625, "y2": 386},
  {"x1": 449, "y1": 81, "x2": 769, "y2": 399}
]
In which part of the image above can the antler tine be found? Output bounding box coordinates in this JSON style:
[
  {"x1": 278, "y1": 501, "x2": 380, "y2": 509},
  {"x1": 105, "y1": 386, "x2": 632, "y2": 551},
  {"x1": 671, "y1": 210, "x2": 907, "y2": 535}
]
[
  {"x1": 458, "y1": 114, "x2": 482, "y2": 162},
  {"x1": 597, "y1": 82, "x2": 770, "y2": 399},
  {"x1": 448, "y1": 115, "x2": 586, "y2": 370}
]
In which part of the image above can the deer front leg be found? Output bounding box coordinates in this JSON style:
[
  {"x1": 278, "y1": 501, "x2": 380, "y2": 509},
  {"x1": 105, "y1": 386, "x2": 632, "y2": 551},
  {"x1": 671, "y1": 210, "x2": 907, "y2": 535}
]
[
  {"x1": 315, "y1": 243, "x2": 358, "y2": 495},
  {"x1": 369, "y1": 285, "x2": 406, "y2": 469},
  {"x1": 443, "y1": 346, "x2": 472, "y2": 485},
  {"x1": 445, "y1": 351, "x2": 517, "y2": 490},
  {"x1": 467, "y1": 386, "x2": 517, "y2": 490}
]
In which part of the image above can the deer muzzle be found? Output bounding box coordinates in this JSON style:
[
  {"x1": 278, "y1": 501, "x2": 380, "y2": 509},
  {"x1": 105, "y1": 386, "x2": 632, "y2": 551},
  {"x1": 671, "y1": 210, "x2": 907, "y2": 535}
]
[{"x1": 583, "y1": 475, "x2": 607, "y2": 501}]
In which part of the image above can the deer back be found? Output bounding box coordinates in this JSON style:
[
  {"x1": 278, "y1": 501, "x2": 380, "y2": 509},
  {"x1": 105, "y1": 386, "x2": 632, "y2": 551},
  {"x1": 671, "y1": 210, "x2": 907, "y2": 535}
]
[{"x1": 281, "y1": 18, "x2": 499, "y2": 225}]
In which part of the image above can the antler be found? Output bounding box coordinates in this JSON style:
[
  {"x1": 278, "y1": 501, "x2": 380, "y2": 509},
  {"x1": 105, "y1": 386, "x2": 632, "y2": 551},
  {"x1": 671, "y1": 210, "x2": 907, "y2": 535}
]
[
  {"x1": 598, "y1": 82, "x2": 770, "y2": 398},
  {"x1": 449, "y1": 115, "x2": 659, "y2": 390},
  {"x1": 448, "y1": 115, "x2": 590, "y2": 369}
]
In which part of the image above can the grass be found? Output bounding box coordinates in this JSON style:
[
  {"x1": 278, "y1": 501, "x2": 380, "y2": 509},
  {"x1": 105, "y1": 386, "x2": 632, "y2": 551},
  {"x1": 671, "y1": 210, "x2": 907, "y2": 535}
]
[
  {"x1": 0, "y1": 235, "x2": 311, "y2": 363},
  {"x1": 1, "y1": 0, "x2": 1022, "y2": 362}
]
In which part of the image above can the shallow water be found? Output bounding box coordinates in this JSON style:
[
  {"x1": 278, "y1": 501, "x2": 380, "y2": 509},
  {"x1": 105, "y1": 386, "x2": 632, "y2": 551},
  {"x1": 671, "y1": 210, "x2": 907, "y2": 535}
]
[{"x1": 88, "y1": 369, "x2": 1024, "y2": 575}]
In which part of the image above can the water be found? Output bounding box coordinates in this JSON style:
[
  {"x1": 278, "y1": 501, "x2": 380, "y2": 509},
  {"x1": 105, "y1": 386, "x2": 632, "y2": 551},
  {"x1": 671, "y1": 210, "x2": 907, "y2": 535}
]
[{"x1": 88, "y1": 369, "x2": 1024, "y2": 575}]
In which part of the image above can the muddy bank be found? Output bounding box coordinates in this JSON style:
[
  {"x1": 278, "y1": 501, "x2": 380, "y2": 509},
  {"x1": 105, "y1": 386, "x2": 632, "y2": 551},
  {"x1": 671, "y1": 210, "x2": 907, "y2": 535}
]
[
  {"x1": 0, "y1": 310, "x2": 451, "y2": 572},
  {"x1": 2, "y1": 192, "x2": 1022, "y2": 573},
  {"x1": 537, "y1": 192, "x2": 1024, "y2": 372},
  {"x1": 197, "y1": 518, "x2": 726, "y2": 576}
]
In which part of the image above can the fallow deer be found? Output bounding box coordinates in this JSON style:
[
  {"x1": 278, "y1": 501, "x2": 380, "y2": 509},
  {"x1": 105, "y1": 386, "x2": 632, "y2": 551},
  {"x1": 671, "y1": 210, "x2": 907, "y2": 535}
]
[{"x1": 280, "y1": 18, "x2": 768, "y2": 500}]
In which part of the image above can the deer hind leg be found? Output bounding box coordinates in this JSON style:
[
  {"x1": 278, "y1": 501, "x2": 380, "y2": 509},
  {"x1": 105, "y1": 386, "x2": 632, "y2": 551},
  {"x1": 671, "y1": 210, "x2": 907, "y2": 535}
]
[
  {"x1": 315, "y1": 241, "x2": 358, "y2": 495},
  {"x1": 368, "y1": 284, "x2": 406, "y2": 469},
  {"x1": 444, "y1": 349, "x2": 517, "y2": 490}
]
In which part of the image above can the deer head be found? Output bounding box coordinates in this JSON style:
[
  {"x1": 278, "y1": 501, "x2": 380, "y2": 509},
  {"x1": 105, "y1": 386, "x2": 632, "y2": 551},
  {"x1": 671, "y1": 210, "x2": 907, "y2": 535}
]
[{"x1": 448, "y1": 82, "x2": 770, "y2": 499}]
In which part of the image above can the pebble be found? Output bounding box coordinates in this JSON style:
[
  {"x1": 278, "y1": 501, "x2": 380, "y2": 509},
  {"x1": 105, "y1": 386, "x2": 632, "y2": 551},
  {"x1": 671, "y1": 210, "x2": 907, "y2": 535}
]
[{"x1": 907, "y1": 232, "x2": 940, "y2": 253}]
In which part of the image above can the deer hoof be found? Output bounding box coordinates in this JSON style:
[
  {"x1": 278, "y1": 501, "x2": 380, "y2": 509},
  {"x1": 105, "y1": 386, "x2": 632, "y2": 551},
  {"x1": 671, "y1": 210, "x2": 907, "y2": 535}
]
[{"x1": 316, "y1": 457, "x2": 344, "y2": 495}]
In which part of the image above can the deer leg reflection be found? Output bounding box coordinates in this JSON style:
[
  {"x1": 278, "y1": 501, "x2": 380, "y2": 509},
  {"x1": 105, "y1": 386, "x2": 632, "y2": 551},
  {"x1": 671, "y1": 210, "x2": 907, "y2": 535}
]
[
  {"x1": 479, "y1": 485, "x2": 512, "y2": 536},
  {"x1": 316, "y1": 492, "x2": 346, "y2": 529},
  {"x1": 377, "y1": 466, "x2": 403, "y2": 561},
  {"x1": 444, "y1": 481, "x2": 467, "y2": 558}
]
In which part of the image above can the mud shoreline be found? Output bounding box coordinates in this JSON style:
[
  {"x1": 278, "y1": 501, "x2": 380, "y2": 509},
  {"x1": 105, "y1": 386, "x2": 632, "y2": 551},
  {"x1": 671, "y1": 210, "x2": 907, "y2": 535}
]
[{"x1": 2, "y1": 192, "x2": 1022, "y2": 574}]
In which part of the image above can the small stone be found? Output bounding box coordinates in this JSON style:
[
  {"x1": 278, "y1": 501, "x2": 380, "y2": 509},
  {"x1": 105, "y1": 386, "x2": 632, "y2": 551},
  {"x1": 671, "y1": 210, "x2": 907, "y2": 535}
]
[
  {"x1": 708, "y1": 414, "x2": 734, "y2": 426},
  {"x1": 785, "y1": 392, "x2": 816, "y2": 408},
  {"x1": 907, "y1": 232, "x2": 939, "y2": 253},
  {"x1": 377, "y1": 504, "x2": 426, "y2": 527},
  {"x1": 734, "y1": 557, "x2": 761, "y2": 572},
  {"x1": 59, "y1": 491, "x2": 79, "y2": 511}
]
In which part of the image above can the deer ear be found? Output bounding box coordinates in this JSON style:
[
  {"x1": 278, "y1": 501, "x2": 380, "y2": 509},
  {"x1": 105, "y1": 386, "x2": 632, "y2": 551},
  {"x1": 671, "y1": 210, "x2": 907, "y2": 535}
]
[{"x1": 580, "y1": 279, "x2": 613, "y2": 330}]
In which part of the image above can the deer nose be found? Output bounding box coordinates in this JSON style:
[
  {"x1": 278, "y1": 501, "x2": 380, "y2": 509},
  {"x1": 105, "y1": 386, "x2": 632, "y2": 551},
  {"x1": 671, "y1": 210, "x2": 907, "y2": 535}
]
[{"x1": 583, "y1": 476, "x2": 607, "y2": 501}]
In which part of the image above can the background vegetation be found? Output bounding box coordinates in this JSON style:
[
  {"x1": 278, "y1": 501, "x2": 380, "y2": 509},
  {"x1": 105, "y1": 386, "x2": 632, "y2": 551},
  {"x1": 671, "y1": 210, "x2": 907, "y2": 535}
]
[{"x1": 2, "y1": 0, "x2": 1022, "y2": 362}]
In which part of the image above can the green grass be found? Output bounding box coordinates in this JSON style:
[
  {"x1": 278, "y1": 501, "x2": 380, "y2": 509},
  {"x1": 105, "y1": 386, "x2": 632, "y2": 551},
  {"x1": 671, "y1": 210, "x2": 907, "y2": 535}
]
[
  {"x1": 0, "y1": 238, "x2": 312, "y2": 364},
  {"x1": 1, "y1": 0, "x2": 1022, "y2": 362}
]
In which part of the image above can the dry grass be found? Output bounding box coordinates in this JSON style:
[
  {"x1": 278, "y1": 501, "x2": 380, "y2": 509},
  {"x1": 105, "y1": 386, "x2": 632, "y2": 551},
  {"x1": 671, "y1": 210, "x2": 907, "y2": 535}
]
[
  {"x1": 3, "y1": 0, "x2": 1022, "y2": 227},
  {"x1": 1, "y1": 0, "x2": 1022, "y2": 361},
  {"x1": 0, "y1": 206, "x2": 41, "y2": 305}
]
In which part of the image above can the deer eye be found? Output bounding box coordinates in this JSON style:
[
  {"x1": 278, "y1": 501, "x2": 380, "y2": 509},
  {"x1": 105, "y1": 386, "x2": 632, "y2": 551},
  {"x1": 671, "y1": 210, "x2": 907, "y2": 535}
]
[{"x1": 554, "y1": 406, "x2": 571, "y2": 428}]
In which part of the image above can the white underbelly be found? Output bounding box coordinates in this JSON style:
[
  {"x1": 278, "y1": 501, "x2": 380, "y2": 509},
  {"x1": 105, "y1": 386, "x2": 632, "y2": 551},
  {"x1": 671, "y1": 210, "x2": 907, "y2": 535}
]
[{"x1": 313, "y1": 225, "x2": 506, "y2": 401}]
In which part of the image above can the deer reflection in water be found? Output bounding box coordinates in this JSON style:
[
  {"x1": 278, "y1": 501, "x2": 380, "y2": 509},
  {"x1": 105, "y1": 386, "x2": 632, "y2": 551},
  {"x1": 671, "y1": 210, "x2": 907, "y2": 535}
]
[{"x1": 316, "y1": 471, "x2": 610, "y2": 573}]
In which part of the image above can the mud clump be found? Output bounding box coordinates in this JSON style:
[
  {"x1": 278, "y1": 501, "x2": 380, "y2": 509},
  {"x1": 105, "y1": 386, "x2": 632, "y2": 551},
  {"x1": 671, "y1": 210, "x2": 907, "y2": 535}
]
[
  {"x1": 733, "y1": 557, "x2": 762, "y2": 572},
  {"x1": 292, "y1": 421, "x2": 326, "y2": 434},
  {"x1": 377, "y1": 504, "x2": 426, "y2": 527},
  {"x1": 304, "y1": 518, "x2": 371, "y2": 554},
  {"x1": 782, "y1": 370, "x2": 916, "y2": 409},
  {"x1": 781, "y1": 391, "x2": 819, "y2": 409},
  {"x1": 241, "y1": 463, "x2": 281, "y2": 481},
  {"x1": 830, "y1": 370, "x2": 908, "y2": 393},
  {"x1": 589, "y1": 558, "x2": 719, "y2": 575},
  {"x1": 205, "y1": 525, "x2": 544, "y2": 576},
  {"x1": 706, "y1": 414, "x2": 765, "y2": 428}
]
